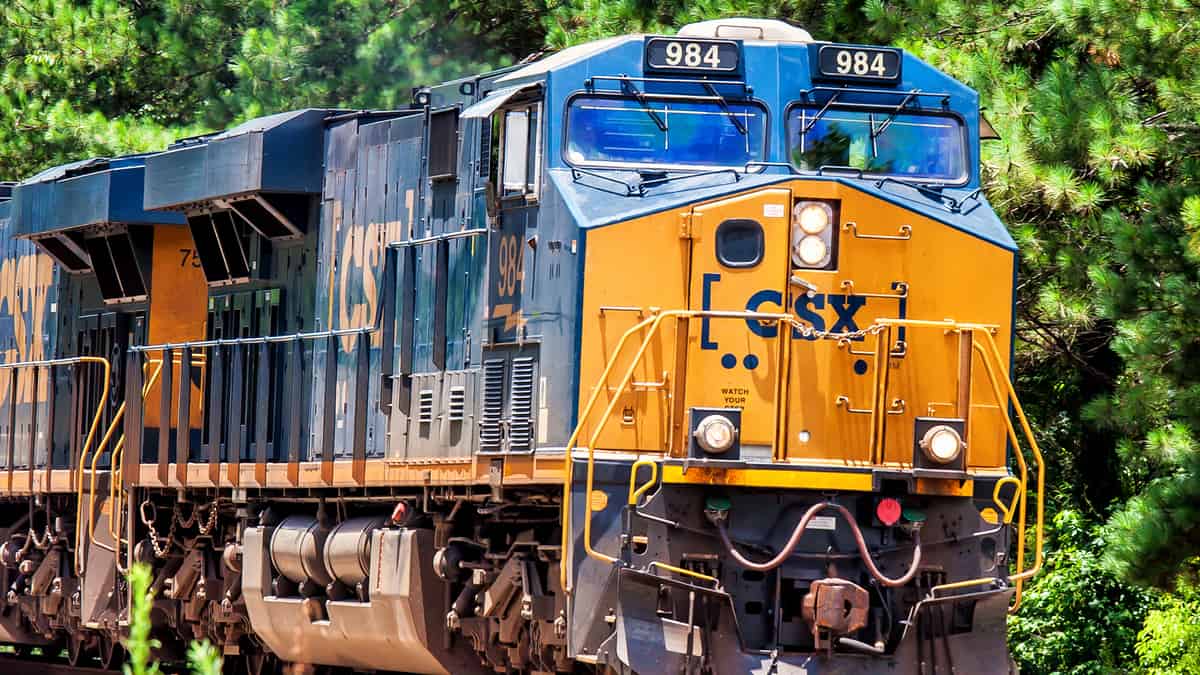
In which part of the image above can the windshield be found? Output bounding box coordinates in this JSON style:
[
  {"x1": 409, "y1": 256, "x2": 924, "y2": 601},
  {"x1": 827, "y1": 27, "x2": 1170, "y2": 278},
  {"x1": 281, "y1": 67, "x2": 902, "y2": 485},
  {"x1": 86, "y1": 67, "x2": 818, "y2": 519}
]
[
  {"x1": 565, "y1": 95, "x2": 766, "y2": 169},
  {"x1": 786, "y1": 107, "x2": 967, "y2": 182}
]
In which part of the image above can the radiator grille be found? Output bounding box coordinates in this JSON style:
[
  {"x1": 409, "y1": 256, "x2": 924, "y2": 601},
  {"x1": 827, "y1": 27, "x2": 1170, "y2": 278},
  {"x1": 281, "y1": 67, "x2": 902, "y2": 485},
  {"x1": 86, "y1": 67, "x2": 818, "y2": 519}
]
[
  {"x1": 447, "y1": 385, "x2": 466, "y2": 422},
  {"x1": 479, "y1": 358, "x2": 505, "y2": 452},
  {"x1": 417, "y1": 389, "x2": 435, "y2": 424},
  {"x1": 508, "y1": 357, "x2": 536, "y2": 452}
]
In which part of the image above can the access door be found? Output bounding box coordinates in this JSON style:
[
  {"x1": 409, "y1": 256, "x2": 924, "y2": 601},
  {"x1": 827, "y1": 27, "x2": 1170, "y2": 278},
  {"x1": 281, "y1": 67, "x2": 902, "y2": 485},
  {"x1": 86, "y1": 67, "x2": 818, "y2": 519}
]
[{"x1": 684, "y1": 188, "x2": 792, "y2": 459}]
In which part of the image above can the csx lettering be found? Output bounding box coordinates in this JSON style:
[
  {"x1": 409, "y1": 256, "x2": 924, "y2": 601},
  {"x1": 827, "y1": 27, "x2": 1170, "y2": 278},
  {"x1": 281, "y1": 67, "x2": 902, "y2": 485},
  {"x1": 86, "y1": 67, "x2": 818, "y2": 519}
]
[{"x1": 744, "y1": 289, "x2": 868, "y2": 340}]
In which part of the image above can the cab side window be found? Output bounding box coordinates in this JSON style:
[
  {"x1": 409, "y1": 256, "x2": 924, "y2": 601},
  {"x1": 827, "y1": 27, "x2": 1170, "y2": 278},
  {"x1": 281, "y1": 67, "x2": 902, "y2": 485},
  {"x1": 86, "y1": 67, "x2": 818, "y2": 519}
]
[{"x1": 499, "y1": 102, "x2": 542, "y2": 199}]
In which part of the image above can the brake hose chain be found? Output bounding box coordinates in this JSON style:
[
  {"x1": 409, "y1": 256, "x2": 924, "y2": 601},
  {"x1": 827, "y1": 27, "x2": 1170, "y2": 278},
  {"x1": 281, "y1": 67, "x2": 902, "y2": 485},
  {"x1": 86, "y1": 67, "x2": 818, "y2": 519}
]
[{"x1": 140, "y1": 499, "x2": 177, "y2": 558}]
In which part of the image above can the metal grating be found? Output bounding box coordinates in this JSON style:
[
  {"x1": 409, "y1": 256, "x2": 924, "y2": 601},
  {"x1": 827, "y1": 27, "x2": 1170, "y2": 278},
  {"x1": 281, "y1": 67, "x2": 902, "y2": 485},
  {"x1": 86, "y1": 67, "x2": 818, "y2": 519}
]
[
  {"x1": 447, "y1": 385, "x2": 466, "y2": 422},
  {"x1": 508, "y1": 357, "x2": 537, "y2": 452},
  {"x1": 418, "y1": 389, "x2": 435, "y2": 424},
  {"x1": 479, "y1": 358, "x2": 505, "y2": 452}
]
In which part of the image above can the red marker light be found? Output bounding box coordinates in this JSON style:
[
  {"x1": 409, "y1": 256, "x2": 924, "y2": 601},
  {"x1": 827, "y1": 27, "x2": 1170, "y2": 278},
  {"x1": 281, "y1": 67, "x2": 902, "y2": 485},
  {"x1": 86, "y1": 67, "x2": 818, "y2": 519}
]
[
  {"x1": 390, "y1": 501, "x2": 410, "y2": 526},
  {"x1": 876, "y1": 498, "x2": 902, "y2": 526}
]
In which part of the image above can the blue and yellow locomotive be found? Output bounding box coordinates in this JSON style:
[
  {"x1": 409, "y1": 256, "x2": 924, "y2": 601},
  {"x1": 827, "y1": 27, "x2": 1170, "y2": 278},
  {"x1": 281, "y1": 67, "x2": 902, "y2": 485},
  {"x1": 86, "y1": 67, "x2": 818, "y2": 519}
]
[{"x1": 0, "y1": 17, "x2": 1042, "y2": 674}]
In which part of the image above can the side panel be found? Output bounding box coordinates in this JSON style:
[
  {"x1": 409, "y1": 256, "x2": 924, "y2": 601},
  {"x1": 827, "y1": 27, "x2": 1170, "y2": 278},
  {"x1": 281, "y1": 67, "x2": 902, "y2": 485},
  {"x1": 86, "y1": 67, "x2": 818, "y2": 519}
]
[
  {"x1": 576, "y1": 209, "x2": 690, "y2": 453},
  {"x1": 141, "y1": 226, "x2": 208, "y2": 462}
]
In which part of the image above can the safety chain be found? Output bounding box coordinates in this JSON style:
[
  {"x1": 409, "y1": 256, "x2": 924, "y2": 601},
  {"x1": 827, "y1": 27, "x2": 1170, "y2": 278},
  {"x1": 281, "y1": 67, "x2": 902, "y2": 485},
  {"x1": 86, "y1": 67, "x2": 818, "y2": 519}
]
[
  {"x1": 139, "y1": 500, "x2": 177, "y2": 559},
  {"x1": 175, "y1": 502, "x2": 197, "y2": 529},
  {"x1": 778, "y1": 319, "x2": 890, "y2": 343},
  {"x1": 197, "y1": 498, "x2": 220, "y2": 536},
  {"x1": 28, "y1": 523, "x2": 53, "y2": 549}
]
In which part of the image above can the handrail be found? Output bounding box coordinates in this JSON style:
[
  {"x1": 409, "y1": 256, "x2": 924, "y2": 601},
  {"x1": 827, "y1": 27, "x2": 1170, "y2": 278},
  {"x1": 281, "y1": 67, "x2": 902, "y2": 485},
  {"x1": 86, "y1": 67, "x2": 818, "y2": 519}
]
[
  {"x1": 559, "y1": 311, "x2": 1044, "y2": 614},
  {"x1": 107, "y1": 358, "x2": 172, "y2": 546},
  {"x1": 7, "y1": 356, "x2": 115, "y2": 576},
  {"x1": 560, "y1": 308, "x2": 849, "y2": 593},
  {"x1": 129, "y1": 326, "x2": 374, "y2": 352},
  {"x1": 0, "y1": 358, "x2": 111, "y2": 542},
  {"x1": 82, "y1": 359, "x2": 164, "y2": 566},
  {"x1": 1, "y1": 356, "x2": 117, "y2": 577}
]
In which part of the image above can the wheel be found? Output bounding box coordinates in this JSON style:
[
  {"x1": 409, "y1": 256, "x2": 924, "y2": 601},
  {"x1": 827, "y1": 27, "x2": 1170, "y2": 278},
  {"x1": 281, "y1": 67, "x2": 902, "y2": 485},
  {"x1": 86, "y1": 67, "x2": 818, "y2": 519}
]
[
  {"x1": 65, "y1": 632, "x2": 86, "y2": 667},
  {"x1": 97, "y1": 633, "x2": 122, "y2": 670}
]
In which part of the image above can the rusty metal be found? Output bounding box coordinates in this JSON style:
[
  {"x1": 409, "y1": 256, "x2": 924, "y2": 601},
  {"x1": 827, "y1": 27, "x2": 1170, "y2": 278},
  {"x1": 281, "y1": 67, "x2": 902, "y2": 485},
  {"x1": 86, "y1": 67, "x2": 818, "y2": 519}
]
[{"x1": 801, "y1": 578, "x2": 870, "y2": 652}]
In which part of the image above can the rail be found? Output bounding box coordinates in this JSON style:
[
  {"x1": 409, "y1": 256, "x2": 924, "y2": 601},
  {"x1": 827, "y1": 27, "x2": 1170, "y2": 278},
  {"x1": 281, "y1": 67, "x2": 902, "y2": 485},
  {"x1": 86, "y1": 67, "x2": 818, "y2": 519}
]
[
  {"x1": 558, "y1": 310, "x2": 1045, "y2": 614},
  {"x1": 129, "y1": 322, "x2": 383, "y2": 488}
]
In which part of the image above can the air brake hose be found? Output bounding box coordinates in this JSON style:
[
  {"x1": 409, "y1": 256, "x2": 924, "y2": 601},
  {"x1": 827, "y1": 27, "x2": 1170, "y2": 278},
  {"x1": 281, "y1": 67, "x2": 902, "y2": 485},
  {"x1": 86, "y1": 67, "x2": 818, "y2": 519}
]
[{"x1": 709, "y1": 502, "x2": 922, "y2": 587}]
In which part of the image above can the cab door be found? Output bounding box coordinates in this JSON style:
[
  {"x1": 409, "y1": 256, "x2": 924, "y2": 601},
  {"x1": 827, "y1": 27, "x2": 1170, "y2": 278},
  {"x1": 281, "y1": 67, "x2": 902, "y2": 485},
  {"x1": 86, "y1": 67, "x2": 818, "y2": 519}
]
[{"x1": 684, "y1": 188, "x2": 792, "y2": 459}]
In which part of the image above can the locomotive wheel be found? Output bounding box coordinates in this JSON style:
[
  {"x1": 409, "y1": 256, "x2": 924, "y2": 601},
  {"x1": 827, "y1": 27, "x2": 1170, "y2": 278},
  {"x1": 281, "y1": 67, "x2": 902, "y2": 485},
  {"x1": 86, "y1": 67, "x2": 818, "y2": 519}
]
[
  {"x1": 66, "y1": 633, "x2": 86, "y2": 667},
  {"x1": 97, "y1": 633, "x2": 122, "y2": 670}
]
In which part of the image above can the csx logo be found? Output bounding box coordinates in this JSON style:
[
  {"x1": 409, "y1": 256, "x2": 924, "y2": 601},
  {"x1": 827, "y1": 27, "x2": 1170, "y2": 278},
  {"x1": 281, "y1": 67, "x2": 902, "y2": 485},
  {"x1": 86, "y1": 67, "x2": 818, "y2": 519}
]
[
  {"x1": 697, "y1": 274, "x2": 906, "y2": 351},
  {"x1": 744, "y1": 289, "x2": 870, "y2": 340}
]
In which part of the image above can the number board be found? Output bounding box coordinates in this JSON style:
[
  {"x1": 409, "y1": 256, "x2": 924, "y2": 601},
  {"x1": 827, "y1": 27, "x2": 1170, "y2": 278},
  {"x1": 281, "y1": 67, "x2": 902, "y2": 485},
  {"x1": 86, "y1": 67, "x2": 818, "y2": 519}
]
[
  {"x1": 813, "y1": 44, "x2": 902, "y2": 83},
  {"x1": 645, "y1": 37, "x2": 740, "y2": 74}
]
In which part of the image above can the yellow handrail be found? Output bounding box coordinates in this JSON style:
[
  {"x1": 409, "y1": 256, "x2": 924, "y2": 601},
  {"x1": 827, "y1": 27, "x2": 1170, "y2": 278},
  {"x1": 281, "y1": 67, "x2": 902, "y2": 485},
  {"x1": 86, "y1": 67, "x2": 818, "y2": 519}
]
[
  {"x1": 559, "y1": 309, "x2": 796, "y2": 592},
  {"x1": 559, "y1": 311, "x2": 1045, "y2": 611},
  {"x1": 81, "y1": 358, "x2": 163, "y2": 567},
  {"x1": 0, "y1": 357, "x2": 109, "y2": 574},
  {"x1": 107, "y1": 359, "x2": 166, "y2": 544},
  {"x1": 628, "y1": 458, "x2": 658, "y2": 506}
]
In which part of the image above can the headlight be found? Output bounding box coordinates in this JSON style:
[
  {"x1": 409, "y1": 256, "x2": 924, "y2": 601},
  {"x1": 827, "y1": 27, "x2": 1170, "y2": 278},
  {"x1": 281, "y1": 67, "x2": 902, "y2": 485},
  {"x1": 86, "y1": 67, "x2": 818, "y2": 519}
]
[
  {"x1": 795, "y1": 202, "x2": 832, "y2": 234},
  {"x1": 791, "y1": 200, "x2": 836, "y2": 269},
  {"x1": 694, "y1": 414, "x2": 737, "y2": 455},
  {"x1": 794, "y1": 235, "x2": 828, "y2": 266},
  {"x1": 919, "y1": 425, "x2": 964, "y2": 464}
]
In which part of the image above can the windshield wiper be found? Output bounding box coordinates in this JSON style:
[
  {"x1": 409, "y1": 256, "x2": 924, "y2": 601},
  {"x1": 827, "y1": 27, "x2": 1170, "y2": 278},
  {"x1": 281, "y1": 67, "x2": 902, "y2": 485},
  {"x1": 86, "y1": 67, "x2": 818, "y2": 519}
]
[
  {"x1": 619, "y1": 77, "x2": 667, "y2": 132},
  {"x1": 870, "y1": 90, "x2": 920, "y2": 140},
  {"x1": 702, "y1": 82, "x2": 747, "y2": 136},
  {"x1": 801, "y1": 91, "x2": 842, "y2": 135}
]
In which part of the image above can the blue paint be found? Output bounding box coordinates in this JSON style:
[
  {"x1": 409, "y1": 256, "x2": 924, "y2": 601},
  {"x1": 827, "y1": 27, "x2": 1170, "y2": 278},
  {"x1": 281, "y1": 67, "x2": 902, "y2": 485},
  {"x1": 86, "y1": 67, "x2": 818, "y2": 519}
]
[
  {"x1": 721, "y1": 353, "x2": 737, "y2": 369},
  {"x1": 828, "y1": 294, "x2": 867, "y2": 333},
  {"x1": 792, "y1": 294, "x2": 825, "y2": 339},
  {"x1": 743, "y1": 354, "x2": 759, "y2": 370},
  {"x1": 854, "y1": 359, "x2": 869, "y2": 375},
  {"x1": 700, "y1": 273, "x2": 721, "y2": 349},
  {"x1": 744, "y1": 289, "x2": 783, "y2": 338}
]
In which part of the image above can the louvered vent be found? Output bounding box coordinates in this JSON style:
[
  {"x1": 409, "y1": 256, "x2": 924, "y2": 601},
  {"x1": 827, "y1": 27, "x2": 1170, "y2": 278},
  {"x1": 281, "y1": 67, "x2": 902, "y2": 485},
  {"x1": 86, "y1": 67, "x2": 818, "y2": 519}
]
[
  {"x1": 447, "y1": 385, "x2": 466, "y2": 422},
  {"x1": 418, "y1": 389, "x2": 435, "y2": 424},
  {"x1": 508, "y1": 357, "x2": 537, "y2": 452},
  {"x1": 479, "y1": 358, "x2": 506, "y2": 452}
]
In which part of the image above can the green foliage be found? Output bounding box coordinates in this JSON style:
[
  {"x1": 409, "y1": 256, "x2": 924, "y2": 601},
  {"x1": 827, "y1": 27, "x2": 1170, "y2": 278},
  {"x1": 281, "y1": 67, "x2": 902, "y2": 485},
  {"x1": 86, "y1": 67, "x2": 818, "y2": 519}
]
[
  {"x1": 122, "y1": 562, "x2": 225, "y2": 674},
  {"x1": 0, "y1": 0, "x2": 543, "y2": 178},
  {"x1": 123, "y1": 563, "x2": 160, "y2": 675},
  {"x1": 186, "y1": 640, "x2": 223, "y2": 675},
  {"x1": 1135, "y1": 582, "x2": 1200, "y2": 674},
  {"x1": 1008, "y1": 511, "x2": 1151, "y2": 674}
]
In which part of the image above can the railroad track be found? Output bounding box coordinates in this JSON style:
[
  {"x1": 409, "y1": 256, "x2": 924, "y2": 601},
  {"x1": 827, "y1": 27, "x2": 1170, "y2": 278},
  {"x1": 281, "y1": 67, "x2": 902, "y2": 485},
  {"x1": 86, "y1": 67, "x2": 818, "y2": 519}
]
[{"x1": 0, "y1": 654, "x2": 115, "y2": 674}]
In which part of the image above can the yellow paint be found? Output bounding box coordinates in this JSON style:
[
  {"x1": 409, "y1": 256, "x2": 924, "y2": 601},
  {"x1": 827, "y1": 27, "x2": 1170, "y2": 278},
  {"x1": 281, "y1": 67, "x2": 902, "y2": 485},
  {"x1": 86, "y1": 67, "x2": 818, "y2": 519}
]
[
  {"x1": 661, "y1": 464, "x2": 874, "y2": 491},
  {"x1": 577, "y1": 178, "x2": 1014, "y2": 482},
  {"x1": 589, "y1": 490, "x2": 609, "y2": 511},
  {"x1": 685, "y1": 189, "x2": 792, "y2": 449},
  {"x1": 0, "y1": 249, "x2": 53, "y2": 406},
  {"x1": 914, "y1": 477, "x2": 974, "y2": 497},
  {"x1": 577, "y1": 207, "x2": 690, "y2": 451},
  {"x1": 143, "y1": 227, "x2": 208, "y2": 430},
  {"x1": 980, "y1": 507, "x2": 999, "y2": 525}
]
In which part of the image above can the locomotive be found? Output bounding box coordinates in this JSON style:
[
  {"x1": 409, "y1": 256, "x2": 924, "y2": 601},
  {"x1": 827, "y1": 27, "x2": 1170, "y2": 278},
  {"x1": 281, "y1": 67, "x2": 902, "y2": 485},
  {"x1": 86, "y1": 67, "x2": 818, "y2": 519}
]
[{"x1": 0, "y1": 17, "x2": 1043, "y2": 675}]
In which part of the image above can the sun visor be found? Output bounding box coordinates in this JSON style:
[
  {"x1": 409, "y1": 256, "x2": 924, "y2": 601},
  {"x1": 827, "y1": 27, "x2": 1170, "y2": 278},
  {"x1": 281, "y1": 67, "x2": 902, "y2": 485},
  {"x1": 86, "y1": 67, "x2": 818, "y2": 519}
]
[{"x1": 460, "y1": 84, "x2": 541, "y2": 120}]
